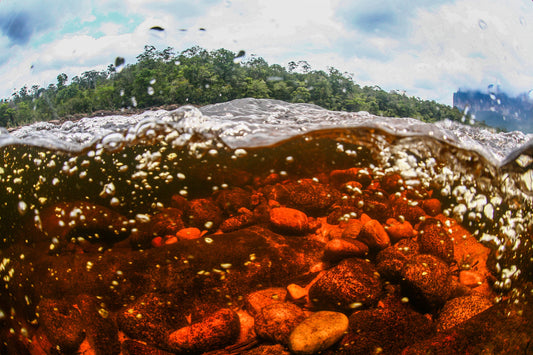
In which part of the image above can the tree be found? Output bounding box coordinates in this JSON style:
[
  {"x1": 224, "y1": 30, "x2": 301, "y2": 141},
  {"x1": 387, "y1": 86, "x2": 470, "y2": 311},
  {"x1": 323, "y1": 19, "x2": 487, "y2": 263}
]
[
  {"x1": 57, "y1": 73, "x2": 68, "y2": 88},
  {"x1": 0, "y1": 45, "x2": 471, "y2": 126}
]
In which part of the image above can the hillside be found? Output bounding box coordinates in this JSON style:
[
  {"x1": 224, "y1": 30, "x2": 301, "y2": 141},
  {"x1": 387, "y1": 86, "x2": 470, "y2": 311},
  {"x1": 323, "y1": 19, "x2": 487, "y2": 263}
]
[{"x1": 1, "y1": 46, "x2": 465, "y2": 127}]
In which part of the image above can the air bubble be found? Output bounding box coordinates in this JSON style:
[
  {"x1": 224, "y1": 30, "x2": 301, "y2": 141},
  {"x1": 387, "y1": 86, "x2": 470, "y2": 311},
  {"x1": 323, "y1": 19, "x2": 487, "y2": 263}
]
[
  {"x1": 17, "y1": 201, "x2": 28, "y2": 216},
  {"x1": 101, "y1": 133, "x2": 125, "y2": 152}
]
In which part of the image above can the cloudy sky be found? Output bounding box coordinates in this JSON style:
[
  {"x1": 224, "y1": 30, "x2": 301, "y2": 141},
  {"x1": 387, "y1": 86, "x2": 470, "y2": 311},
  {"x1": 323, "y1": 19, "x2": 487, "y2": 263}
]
[{"x1": 0, "y1": 0, "x2": 532, "y2": 106}]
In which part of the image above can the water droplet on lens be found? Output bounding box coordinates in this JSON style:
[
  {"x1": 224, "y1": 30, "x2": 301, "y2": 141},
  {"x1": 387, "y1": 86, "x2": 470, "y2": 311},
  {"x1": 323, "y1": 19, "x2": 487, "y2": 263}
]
[
  {"x1": 115, "y1": 57, "x2": 125, "y2": 73},
  {"x1": 147, "y1": 86, "x2": 155, "y2": 95},
  {"x1": 478, "y1": 19, "x2": 488, "y2": 30}
]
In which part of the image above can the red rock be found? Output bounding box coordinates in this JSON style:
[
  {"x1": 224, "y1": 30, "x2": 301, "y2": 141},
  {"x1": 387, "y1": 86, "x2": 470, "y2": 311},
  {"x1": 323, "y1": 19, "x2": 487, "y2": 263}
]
[
  {"x1": 164, "y1": 236, "x2": 178, "y2": 245},
  {"x1": 121, "y1": 339, "x2": 173, "y2": 355},
  {"x1": 186, "y1": 198, "x2": 222, "y2": 230},
  {"x1": 421, "y1": 198, "x2": 442, "y2": 216},
  {"x1": 358, "y1": 219, "x2": 390, "y2": 250},
  {"x1": 384, "y1": 218, "x2": 416, "y2": 242},
  {"x1": 254, "y1": 302, "x2": 306, "y2": 345},
  {"x1": 170, "y1": 194, "x2": 189, "y2": 211},
  {"x1": 392, "y1": 199, "x2": 426, "y2": 225},
  {"x1": 436, "y1": 294, "x2": 493, "y2": 332},
  {"x1": 168, "y1": 308, "x2": 240, "y2": 353},
  {"x1": 220, "y1": 209, "x2": 254, "y2": 233},
  {"x1": 380, "y1": 173, "x2": 404, "y2": 194},
  {"x1": 340, "y1": 180, "x2": 363, "y2": 193},
  {"x1": 37, "y1": 298, "x2": 85, "y2": 353},
  {"x1": 359, "y1": 191, "x2": 393, "y2": 222},
  {"x1": 265, "y1": 179, "x2": 341, "y2": 215},
  {"x1": 287, "y1": 284, "x2": 308, "y2": 301},
  {"x1": 417, "y1": 218, "x2": 454, "y2": 264},
  {"x1": 132, "y1": 207, "x2": 186, "y2": 249},
  {"x1": 338, "y1": 304, "x2": 434, "y2": 355},
  {"x1": 400, "y1": 254, "x2": 453, "y2": 313},
  {"x1": 459, "y1": 270, "x2": 484, "y2": 288},
  {"x1": 246, "y1": 288, "x2": 288, "y2": 316},
  {"x1": 151, "y1": 236, "x2": 164, "y2": 248},
  {"x1": 329, "y1": 168, "x2": 372, "y2": 188},
  {"x1": 215, "y1": 187, "x2": 252, "y2": 215},
  {"x1": 270, "y1": 207, "x2": 309, "y2": 235},
  {"x1": 323, "y1": 239, "x2": 369, "y2": 262},
  {"x1": 175, "y1": 227, "x2": 202, "y2": 240},
  {"x1": 341, "y1": 219, "x2": 363, "y2": 239},
  {"x1": 360, "y1": 213, "x2": 372, "y2": 224},
  {"x1": 375, "y1": 238, "x2": 419, "y2": 282},
  {"x1": 309, "y1": 258, "x2": 382, "y2": 311}
]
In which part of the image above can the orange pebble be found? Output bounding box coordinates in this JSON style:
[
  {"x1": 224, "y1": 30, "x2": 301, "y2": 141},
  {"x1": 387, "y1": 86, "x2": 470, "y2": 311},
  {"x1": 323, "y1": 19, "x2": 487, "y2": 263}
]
[
  {"x1": 421, "y1": 198, "x2": 442, "y2": 216},
  {"x1": 151, "y1": 236, "x2": 164, "y2": 247},
  {"x1": 164, "y1": 236, "x2": 178, "y2": 245},
  {"x1": 176, "y1": 227, "x2": 202, "y2": 240}
]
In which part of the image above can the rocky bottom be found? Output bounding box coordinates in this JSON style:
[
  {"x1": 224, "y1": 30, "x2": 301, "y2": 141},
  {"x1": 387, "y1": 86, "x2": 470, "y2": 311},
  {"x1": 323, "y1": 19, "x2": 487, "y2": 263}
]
[{"x1": 1, "y1": 167, "x2": 532, "y2": 354}]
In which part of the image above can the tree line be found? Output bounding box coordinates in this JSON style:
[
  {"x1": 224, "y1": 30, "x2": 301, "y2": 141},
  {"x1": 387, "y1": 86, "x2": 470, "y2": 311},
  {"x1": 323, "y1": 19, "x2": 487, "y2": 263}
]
[{"x1": 0, "y1": 46, "x2": 466, "y2": 127}]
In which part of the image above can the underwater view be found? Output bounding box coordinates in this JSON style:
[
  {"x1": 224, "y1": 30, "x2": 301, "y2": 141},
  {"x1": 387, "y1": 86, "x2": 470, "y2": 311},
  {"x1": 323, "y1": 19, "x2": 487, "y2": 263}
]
[
  {"x1": 1, "y1": 99, "x2": 532, "y2": 354},
  {"x1": 1, "y1": 0, "x2": 533, "y2": 354}
]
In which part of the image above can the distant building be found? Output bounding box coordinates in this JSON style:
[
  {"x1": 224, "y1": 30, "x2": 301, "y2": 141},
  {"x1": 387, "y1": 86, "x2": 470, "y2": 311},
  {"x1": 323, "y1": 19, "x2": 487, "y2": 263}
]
[{"x1": 453, "y1": 89, "x2": 533, "y2": 133}]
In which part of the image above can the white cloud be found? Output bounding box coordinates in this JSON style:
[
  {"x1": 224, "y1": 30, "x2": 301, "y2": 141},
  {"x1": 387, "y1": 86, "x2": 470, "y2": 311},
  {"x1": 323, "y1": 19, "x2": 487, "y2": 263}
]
[{"x1": 1, "y1": 0, "x2": 532, "y2": 107}]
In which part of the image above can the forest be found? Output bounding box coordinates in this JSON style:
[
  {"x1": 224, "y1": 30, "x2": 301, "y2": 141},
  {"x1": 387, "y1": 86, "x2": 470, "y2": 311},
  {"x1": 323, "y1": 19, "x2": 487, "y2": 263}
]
[{"x1": 0, "y1": 46, "x2": 466, "y2": 127}]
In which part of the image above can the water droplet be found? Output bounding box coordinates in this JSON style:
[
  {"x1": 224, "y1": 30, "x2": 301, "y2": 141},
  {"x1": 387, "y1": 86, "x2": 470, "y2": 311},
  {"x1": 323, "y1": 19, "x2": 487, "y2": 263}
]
[
  {"x1": 114, "y1": 57, "x2": 125, "y2": 73},
  {"x1": 149, "y1": 78, "x2": 156, "y2": 85},
  {"x1": 147, "y1": 86, "x2": 155, "y2": 95},
  {"x1": 233, "y1": 50, "x2": 245, "y2": 64},
  {"x1": 478, "y1": 19, "x2": 488, "y2": 30}
]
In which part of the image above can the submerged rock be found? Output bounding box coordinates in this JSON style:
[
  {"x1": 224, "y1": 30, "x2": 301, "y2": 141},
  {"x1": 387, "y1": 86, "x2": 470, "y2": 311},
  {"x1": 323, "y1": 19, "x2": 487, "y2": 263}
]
[
  {"x1": 254, "y1": 302, "x2": 306, "y2": 345},
  {"x1": 289, "y1": 311, "x2": 349, "y2": 355},
  {"x1": 400, "y1": 254, "x2": 453, "y2": 313},
  {"x1": 269, "y1": 207, "x2": 309, "y2": 235},
  {"x1": 436, "y1": 294, "x2": 493, "y2": 332},
  {"x1": 168, "y1": 308, "x2": 240, "y2": 353},
  {"x1": 308, "y1": 258, "x2": 382, "y2": 311}
]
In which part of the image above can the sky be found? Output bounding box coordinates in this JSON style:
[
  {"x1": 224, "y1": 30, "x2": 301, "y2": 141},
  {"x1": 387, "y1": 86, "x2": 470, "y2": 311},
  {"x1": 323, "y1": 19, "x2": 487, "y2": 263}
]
[{"x1": 1, "y1": 0, "x2": 532, "y2": 106}]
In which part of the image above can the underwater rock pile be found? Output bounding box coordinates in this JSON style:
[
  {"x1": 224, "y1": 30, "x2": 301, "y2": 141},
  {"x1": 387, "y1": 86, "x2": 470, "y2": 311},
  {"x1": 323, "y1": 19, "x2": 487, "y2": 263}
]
[{"x1": 3, "y1": 162, "x2": 530, "y2": 355}]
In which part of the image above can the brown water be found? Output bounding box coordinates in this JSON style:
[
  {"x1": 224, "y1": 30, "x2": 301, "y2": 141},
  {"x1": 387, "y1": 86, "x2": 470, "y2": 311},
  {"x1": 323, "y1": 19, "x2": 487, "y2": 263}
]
[{"x1": 1, "y1": 99, "x2": 532, "y2": 354}]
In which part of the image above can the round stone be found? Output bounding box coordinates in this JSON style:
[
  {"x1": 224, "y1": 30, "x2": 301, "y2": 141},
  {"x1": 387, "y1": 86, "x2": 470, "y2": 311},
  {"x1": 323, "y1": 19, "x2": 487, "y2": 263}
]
[{"x1": 289, "y1": 311, "x2": 349, "y2": 354}]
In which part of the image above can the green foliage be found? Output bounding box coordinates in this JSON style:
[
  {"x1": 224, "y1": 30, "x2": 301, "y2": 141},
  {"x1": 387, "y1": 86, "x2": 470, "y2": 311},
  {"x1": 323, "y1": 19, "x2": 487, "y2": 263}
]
[{"x1": 1, "y1": 46, "x2": 467, "y2": 127}]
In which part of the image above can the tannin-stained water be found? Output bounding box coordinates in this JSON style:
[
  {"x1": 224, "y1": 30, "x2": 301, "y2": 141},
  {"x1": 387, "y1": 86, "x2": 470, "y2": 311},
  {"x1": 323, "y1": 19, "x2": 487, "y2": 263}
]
[{"x1": 0, "y1": 99, "x2": 532, "y2": 354}]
